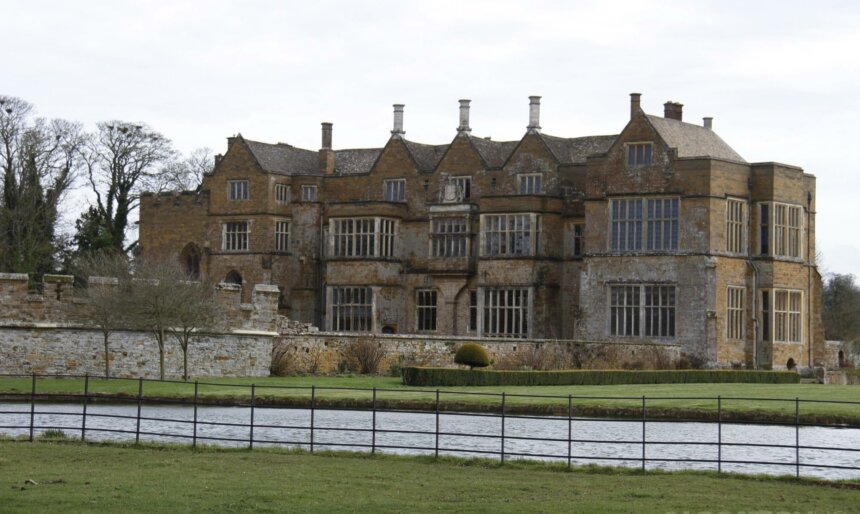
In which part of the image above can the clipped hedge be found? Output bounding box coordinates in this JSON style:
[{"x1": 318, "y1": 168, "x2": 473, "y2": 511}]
[{"x1": 401, "y1": 367, "x2": 800, "y2": 387}]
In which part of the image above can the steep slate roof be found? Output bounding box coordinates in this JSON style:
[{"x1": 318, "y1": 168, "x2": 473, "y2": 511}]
[
  {"x1": 334, "y1": 148, "x2": 383, "y2": 175},
  {"x1": 645, "y1": 115, "x2": 746, "y2": 163},
  {"x1": 244, "y1": 139, "x2": 382, "y2": 175},
  {"x1": 245, "y1": 140, "x2": 319, "y2": 175},
  {"x1": 468, "y1": 136, "x2": 518, "y2": 168},
  {"x1": 403, "y1": 140, "x2": 449, "y2": 172},
  {"x1": 540, "y1": 134, "x2": 617, "y2": 164}
]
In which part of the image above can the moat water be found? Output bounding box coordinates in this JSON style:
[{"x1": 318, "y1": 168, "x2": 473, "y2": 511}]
[{"x1": 1, "y1": 403, "x2": 858, "y2": 480}]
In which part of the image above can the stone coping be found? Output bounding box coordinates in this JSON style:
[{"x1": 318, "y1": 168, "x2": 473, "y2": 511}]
[
  {"x1": 279, "y1": 331, "x2": 681, "y2": 347},
  {"x1": 0, "y1": 323, "x2": 278, "y2": 338}
]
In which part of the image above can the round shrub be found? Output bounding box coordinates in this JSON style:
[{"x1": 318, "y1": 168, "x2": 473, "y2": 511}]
[{"x1": 454, "y1": 343, "x2": 490, "y2": 370}]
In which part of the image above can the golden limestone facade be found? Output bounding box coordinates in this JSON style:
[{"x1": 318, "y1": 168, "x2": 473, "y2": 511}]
[{"x1": 139, "y1": 94, "x2": 823, "y2": 369}]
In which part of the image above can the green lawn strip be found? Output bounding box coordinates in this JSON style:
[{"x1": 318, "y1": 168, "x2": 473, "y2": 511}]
[
  {"x1": 0, "y1": 440, "x2": 856, "y2": 513},
  {"x1": 1, "y1": 376, "x2": 858, "y2": 424}
]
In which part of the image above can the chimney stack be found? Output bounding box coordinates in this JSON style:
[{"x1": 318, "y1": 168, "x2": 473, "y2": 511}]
[
  {"x1": 703, "y1": 117, "x2": 713, "y2": 130},
  {"x1": 630, "y1": 93, "x2": 642, "y2": 120},
  {"x1": 457, "y1": 99, "x2": 471, "y2": 134},
  {"x1": 663, "y1": 101, "x2": 684, "y2": 121},
  {"x1": 319, "y1": 122, "x2": 335, "y2": 173},
  {"x1": 391, "y1": 104, "x2": 405, "y2": 137},
  {"x1": 527, "y1": 96, "x2": 541, "y2": 133}
]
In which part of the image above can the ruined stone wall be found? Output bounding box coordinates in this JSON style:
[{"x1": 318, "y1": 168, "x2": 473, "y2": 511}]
[{"x1": 0, "y1": 327, "x2": 272, "y2": 378}]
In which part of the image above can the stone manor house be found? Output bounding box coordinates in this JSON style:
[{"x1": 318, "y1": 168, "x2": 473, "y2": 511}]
[{"x1": 139, "y1": 93, "x2": 822, "y2": 369}]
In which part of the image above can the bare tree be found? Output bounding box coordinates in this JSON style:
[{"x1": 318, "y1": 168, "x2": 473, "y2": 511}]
[
  {"x1": 81, "y1": 122, "x2": 175, "y2": 253},
  {"x1": 0, "y1": 95, "x2": 84, "y2": 274},
  {"x1": 161, "y1": 147, "x2": 213, "y2": 192},
  {"x1": 72, "y1": 252, "x2": 132, "y2": 378},
  {"x1": 170, "y1": 278, "x2": 218, "y2": 381},
  {"x1": 130, "y1": 257, "x2": 186, "y2": 380}
]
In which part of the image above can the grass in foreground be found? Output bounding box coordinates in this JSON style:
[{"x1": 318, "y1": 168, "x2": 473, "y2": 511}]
[
  {"x1": 0, "y1": 440, "x2": 856, "y2": 513},
  {"x1": 1, "y1": 375, "x2": 858, "y2": 423}
]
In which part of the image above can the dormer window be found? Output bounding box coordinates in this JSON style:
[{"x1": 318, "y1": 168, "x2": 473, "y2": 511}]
[
  {"x1": 626, "y1": 143, "x2": 653, "y2": 167},
  {"x1": 228, "y1": 180, "x2": 249, "y2": 201},
  {"x1": 518, "y1": 173, "x2": 542, "y2": 194}
]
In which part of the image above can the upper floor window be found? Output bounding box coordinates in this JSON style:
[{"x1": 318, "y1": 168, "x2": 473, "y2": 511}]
[
  {"x1": 275, "y1": 184, "x2": 290, "y2": 204},
  {"x1": 452, "y1": 176, "x2": 471, "y2": 200},
  {"x1": 384, "y1": 179, "x2": 406, "y2": 202},
  {"x1": 329, "y1": 217, "x2": 397, "y2": 258},
  {"x1": 627, "y1": 143, "x2": 652, "y2": 167},
  {"x1": 518, "y1": 173, "x2": 542, "y2": 194},
  {"x1": 223, "y1": 221, "x2": 249, "y2": 251},
  {"x1": 726, "y1": 199, "x2": 746, "y2": 254},
  {"x1": 572, "y1": 223, "x2": 585, "y2": 257},
  {"x1": 610, "y1": 197, "x2": 679, "y2": 252},
  {"x1": 274, "y1": 220, "x2": 290, "y2": 252},
  {"x1": 228, "y1": 180, "x2": 249, "y2": 201},
  {"x1": 431, "y1": 217, "x2": 468, "y2": 257},
  {"x1": 481, "y1": 213, "x2": 540, "y2": 257},
  {"x1": 759, "y1": 202, "x2": 802, "y2": 258},
  {"x1": 416, "y1": 289, "x2": 438, "y2": 332},
  {"x1": 301, "y1": 185, "x2": 318, "y2": 202}
]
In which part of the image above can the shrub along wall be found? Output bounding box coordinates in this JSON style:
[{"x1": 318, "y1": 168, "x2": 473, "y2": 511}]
[{"x1": 402, "y1": 367, "x2": 801, "y2": 387}]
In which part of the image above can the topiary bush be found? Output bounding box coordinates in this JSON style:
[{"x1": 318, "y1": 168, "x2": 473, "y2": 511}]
[{"x1": 454, "y1": 343, "x2": 490, "y2": 369}]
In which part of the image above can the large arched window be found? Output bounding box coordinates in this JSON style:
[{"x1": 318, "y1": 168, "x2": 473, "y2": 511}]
[
  {"x1": 180, "y1": 243, "x2": 201, "y2": 280},
  {"x1": 225, "y1": 270, "x2": 242, "y2": 285}
]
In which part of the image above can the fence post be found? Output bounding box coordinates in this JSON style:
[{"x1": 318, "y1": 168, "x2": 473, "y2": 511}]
[
  {"x1": 310, "y1": 385, "x2": 315, "y2": 453},
  {"x1": 717, "y1": 395, "x2": 722, "y2": 473},
  {"x1": 371, "y1": 387, "x2": 377, "y2": 455},
  {"x1": 81, "y1": 374, "x2": 89, "y2": 441},
  {"x1": 192, "y1": 381, "x2": 199, "y2": 448},
  {"x1": 795, "y1": 397, "x2": 800, "y2": 479},
  {"x1": 135, "y1": 377, "x2": 143, "y2": 444},
  {"x1": 28, "y1": 374, "x2": 36, "y2": 442},
  {"x1": 567, "y1": 394, "x2": 572, "y2": 469},
  {"x1": 500, "y1": 392, "x2": 506, "y2": 464},
  {"x1": 435, "y1": 389, "x2": 440, "y2": 459},
  {"x1": 249, "y1": 384, "x2": 256, "y2": 450},
  {"x1": 641, "y1": 395, "x2": 646, "y2": 472}
]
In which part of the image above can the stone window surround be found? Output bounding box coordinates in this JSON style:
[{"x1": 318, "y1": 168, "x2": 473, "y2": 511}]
[
  {"x1": 760, "y1": 288, "x2": 803, "y2": 344},
  {"x1": 726, "y1": 197, "x2": 747, "y2": 255},
  {"x1": 517, "y1": 173, "x2": 543, "y2": 195},
  {"x1": 274, "y1": 183, "x2": 291, "y2": 205},
  {"x1": 222, "y1": 220, "x2": 251, "y2": 252},
  {"x1": 608, "y1": 196, "x2": 680, "y2": 253},
  {"x1": 608, "y1": 283, "x2": 677, "y2": 339},
  {"x1": 326, "y1": 285, "x2": 375, "y2": 333},
  {"x1": 429, "y1": 215, "x2": 471, "y2": 258},
  {"x1": 228, "y1": 179, "x2": 249, "y2": 201},
  {"x1": 476, "y1": 286, "x2": 533, "y2": 339},
  {"x1": 625, "y1": 141, "x2": 653, "y2": 167},
  {"x1": 726, "y1": 285, "x2": 746, "y2": 341},
  {"x1": 274, "y1": 219, "x2": 290, "y2": 253},
  {"x1": 328, "y1": 217, "x2": 398, "y2": 259},
  {"x1": 758, "y1": 201, "x2": 803, "y2": 261},
  {"x1": 415, "y1": 288, "x2": 438, "y2": 332},
  {"x1": 301, "y1": 184, "x2": 318, "y2": 202},
  {"x1": 383, "y1": 178, "x2": 406, "y2": 202},
  {"x1": 479, "y1": 212, "x2": 541, "y2": 258}
]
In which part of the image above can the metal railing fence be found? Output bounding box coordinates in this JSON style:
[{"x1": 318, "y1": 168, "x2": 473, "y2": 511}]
[{"x1": 0, "y1": 373, "x2": 858, "y2": 479}]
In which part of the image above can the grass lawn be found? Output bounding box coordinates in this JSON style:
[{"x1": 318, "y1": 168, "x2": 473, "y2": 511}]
[
  {"x1": 1, "y1": 375, "x2": 858, "y2": 424},
  {"x1": 0, "y1": 440, "x2": 856, "y2": 513}
]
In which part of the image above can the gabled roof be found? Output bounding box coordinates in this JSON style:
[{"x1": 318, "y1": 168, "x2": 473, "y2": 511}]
[
  {"x1": 539, "y1": 134, "x2": 617, "y2": 165},
  {"x1": 468, "y1": 136, "x2": 518, "y2": 168},
  {"x1": 645, "y1": 115, "x2": 746, "y2": 163},
  {"x1": 244, "y1": 139, "x2": 383, "y2": 175},
  {"x1": 402, "y1": 140, "x2": 449, "y2": 172}
]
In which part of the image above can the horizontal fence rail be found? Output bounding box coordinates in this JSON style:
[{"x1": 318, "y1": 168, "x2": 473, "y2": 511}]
[{"x1": 0, "y1": 373, "x2": 858, "y2": 480}]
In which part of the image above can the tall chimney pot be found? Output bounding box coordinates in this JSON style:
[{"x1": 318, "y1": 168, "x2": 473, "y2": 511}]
[
  {"x1": 320, "y1": 122, "x2": 333, "y2": 149},
  {"x1": 458, "y1": 99, "x2": 471, "y2": 134},
  {"x1": 527, "y1": 95, "x2": 542, "y2": 132},
  {"x1": 391, "y1": 104, "x2": 405, "y2": 137},
  {"x1": 703, "y1": 117, "x2": 713, "y2": 130},
  {"x1": 664, "y1": 101, "x2": 684, "y2": 121},
  {"x1": 630, "y1": 93, "x2": 642, "y2": 120}
]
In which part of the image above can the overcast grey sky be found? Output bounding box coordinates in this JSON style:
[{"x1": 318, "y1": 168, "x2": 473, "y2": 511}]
[{"x1": 4, "y1": 0, "x2": 859, "y2": 276}]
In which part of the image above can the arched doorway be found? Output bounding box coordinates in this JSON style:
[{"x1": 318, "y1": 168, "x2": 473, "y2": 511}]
[
  {"x1": 179, "y1": 243, "x2": 201, "y2": 280},
  {"x1": 225, "y1": 270, "x2": 242, "y2": 285},
  {"x1": 786, "y1": 357, "x2": 796, "y2": 371},
  {"x1": 838, "y1": 350, "x2": 846, "y2": 368}
]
